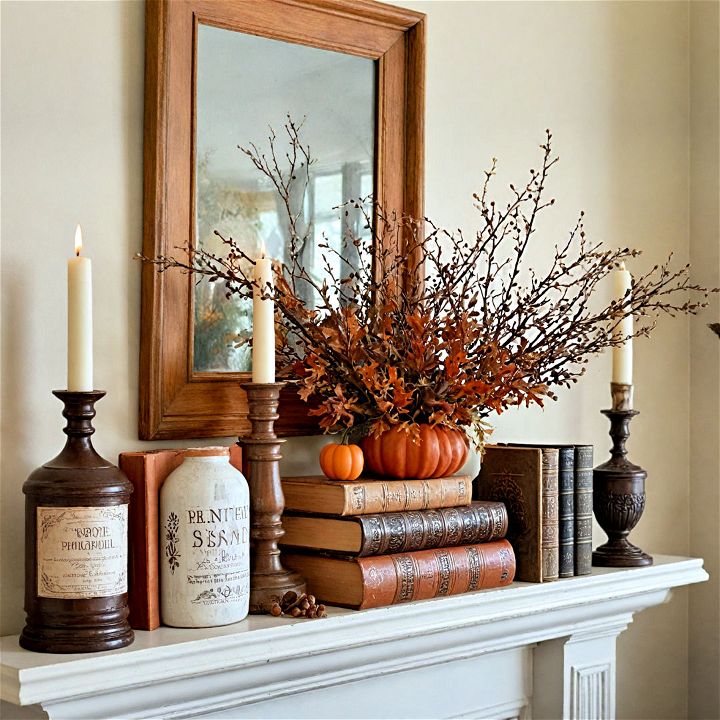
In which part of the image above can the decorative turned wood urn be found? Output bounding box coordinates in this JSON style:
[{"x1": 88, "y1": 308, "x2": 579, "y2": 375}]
[
  {"x1": 20, "y1": 391, "x2": 134, "y2": 653},
  {"x1": 592, "y1": 407, "x2": 652, "y2": 567}
]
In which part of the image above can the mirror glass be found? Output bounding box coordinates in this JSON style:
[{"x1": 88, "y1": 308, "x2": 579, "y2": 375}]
[{"x1": 193, "y1": 23, "x2": 376, "y2": 373}]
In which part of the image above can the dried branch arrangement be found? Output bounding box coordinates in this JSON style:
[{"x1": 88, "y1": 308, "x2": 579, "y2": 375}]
[{"x1": 142, "y1": 118, "x2": 717, "y2": 444}]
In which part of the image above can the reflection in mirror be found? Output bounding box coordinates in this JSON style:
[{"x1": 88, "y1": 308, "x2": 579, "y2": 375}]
[{"x1": 193, "y1": 24, "x2": 376, "y2": 373}]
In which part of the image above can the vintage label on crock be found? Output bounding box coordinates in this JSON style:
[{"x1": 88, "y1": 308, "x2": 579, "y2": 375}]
[{"x1": 36, "y1": 506, "x2": 128, "y2": 599}]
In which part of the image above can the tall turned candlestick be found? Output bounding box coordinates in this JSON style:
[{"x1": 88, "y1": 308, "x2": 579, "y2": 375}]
[
  {"x1": 238, "y1": 383, "x2": 305, "y2": 613},
  {"x1": 592, "y1": 383, "x2": 652, "y2": 567},
  {"x1": 21, "y1": 391, "x2": 134, "y2": 653}
]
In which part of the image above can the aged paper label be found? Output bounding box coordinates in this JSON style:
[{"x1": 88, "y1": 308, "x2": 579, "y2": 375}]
[{"x1": 37, "y1": 506, "x2": 128, "y2": 599}]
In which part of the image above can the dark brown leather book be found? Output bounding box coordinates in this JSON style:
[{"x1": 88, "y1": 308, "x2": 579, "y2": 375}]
[
  {"x1": 573, "y1": 445, "x2": 593, "y2": 575},
  {"x1": 280, "y1": 501, "x2": 508, "y2": 557},
  {"x1": 280, "y1": 475, "x2": 472, "y2": 516},
  {"x1": 474, "y1": 445, "x2": 559, "y2": 582},
  {"x1": 119, "y1": 445, "x2": 243, "y2": 630},
  {"x1": 282, "y1": 540, "x2": 516, "y2": 610}
]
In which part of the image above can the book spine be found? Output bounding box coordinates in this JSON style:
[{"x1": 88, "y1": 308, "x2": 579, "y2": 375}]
[
  {"x1": 343, "y1": 475, "x2": 472, "y2": 515},
  {"x1": 119, "y1": 454, "x2": 153, "y2": 630},
  {"x1": 356, "y1": 502, "x2": 508, "y2": 556},
  {"x1": 557, "y1": 448, "x2": 575, "y2": 578},
  {"x1": 357, "y1": 540, "x2": 516, "y2": 609},
  {"x1": 574, "y1": 445, "x2": 593, "y2": 575},
  {"x1": 540, "y1": 449, "x2": 559, "y2": 581}
]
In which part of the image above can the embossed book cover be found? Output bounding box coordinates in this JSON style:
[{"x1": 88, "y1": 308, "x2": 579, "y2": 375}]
[
  {"x1": 282, "y1": 540, "x2": 516, "y2": 609},
  {"x1": 474, "y1": 445, "x2": 559, "y2": 582}
]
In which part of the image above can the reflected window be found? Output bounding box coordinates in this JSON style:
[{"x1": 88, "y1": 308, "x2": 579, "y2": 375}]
[{"x1": 193, "y1": 24, "x2": 375, "y2": 373}]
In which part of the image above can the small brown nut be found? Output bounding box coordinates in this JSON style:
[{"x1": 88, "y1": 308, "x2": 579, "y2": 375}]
[
  {"x1": 306, "y1": 607, "x2": 317, "y2": 619},
  {"x1": 307, "y1": 594, "x2": 316, "y2": 606},
  {"x1": 299, "y1": 598, "x2": 310, "y2": 611},
  {"x1": 270, "y1": 603, "x2": 282, "y2": 617},
  {"x1": 281, "y1": 591, "x2": 298, "y2": 607},
  {"x1": 290, "y1": 606, "x2": 301, "y2": 617},
  {"x1": 285, "y1": 592, "x2": 307, "y2": 612},
  {"x1": 317, "y1": 604, "x2": 326, "y2": 613}
]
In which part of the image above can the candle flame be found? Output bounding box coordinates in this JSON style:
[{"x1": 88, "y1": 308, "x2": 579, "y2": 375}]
[
  {"x1": 74, "y1": 225, "x2": 83, "y2": 257},
  {"x1": 259, "y1": 240, "x2": 267, "y2": 259}
]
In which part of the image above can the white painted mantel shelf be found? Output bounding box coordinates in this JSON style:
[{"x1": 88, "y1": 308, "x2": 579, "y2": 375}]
[{"x1": 0, "y1": 556, "x2": 707, "y2": 720}]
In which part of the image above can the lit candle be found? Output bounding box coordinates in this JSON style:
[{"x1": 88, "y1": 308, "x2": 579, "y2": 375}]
[
  {"x1": 67, "y1": 225, "x2": 93, "y2": 391},
  {"x1": 252, "y1": 244, "x2": 275, "y2": 383},
  {"x1": 612, "y1": 261, "x2": 633, "y2": 387}
]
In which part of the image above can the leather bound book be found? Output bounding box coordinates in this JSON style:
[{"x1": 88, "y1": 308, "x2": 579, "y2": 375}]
[
  {"x1": 282, "y1": 540, "x2": 515, "y2": 610},
  {"x1": 119, "y1": 445, "x2": 243, "y2": 630},
  {"x1": 474, "y1": 445, "x2": 559, "y2": 582},
  {"x1": 505, "y1": 444, "x2": 572, "y2": 578},
  {"x1": 573, "y1": 445, "x2": 594, "y2": 575},
  {"x1": 280, "y1": 475, "x2": 472, "y2": 516},
  {"x1": 556, "y1": 448, "x2": 575, "y2": 577},
  {"x1": 280, "y1": 501, "x2": 508, "y2": 557},
  {"x1": 539, "y1": 448, "x2": 560, "y2": 581}
]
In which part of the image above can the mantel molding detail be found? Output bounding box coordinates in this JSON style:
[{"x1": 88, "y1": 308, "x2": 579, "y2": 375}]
[{"x1": 0, "y1": 556, "x2": 708, "y2": 720}]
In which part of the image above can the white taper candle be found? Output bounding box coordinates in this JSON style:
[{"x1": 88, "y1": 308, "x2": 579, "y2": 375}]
[
  {"x1": 67, "y1": 225, "x2": 93, "y2": 391},
  {"x1": 612, "y1": 261, "x2": 633, "y2": 388},
  {"x1": 252, "y1": 246, "x2": 275, "y2": 383}
]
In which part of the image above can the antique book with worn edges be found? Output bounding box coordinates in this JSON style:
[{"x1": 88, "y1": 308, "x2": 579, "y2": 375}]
[
  {"x1": 280, "y1": 501, "x2": 508, "y2": 557},
  {"x1": 280, "y1": 475, "x2": 472, "y2": 516},
  {"x1": 556, "y1": 447, "x2": 575, "y2": 577},
  {"x1": 282, "y1": 540, "x2": 516, "y2": 609},
  {"x1": 505, "y1": 444, "x2": 573, "y2": 578},
  {"x1": 119, "y1": 446, "x2": 242, "y2": 630},
  {"x1": 474, "y1": 445, "x2": 559, "y2": 582},
  {"x1": 573, "y1": 445, "x2": 593, "y2": 575}
]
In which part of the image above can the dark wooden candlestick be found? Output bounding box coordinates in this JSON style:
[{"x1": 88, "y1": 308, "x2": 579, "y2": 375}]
[
  {"x1": 20, "y1": 391, "x2": 134, "y2": 653},
  {"x1": 238, "y1": 382, "x2": 305, "y2": 613},
  {"x1": 592, "y1": 386, "x2": 652, "y2": 567}
]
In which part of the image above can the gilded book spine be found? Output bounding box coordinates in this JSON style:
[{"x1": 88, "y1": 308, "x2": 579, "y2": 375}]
[
  {"x1": 540, "y1": 449, "x2": 559, "y2": 581},
  {"x1": 574, "y1": 445, "x2": 594, "y2": 575},
  {"x1": 357, "y1": 540, "x2": 516, "y2": 609},
  {"x1": 343, "y1": 476, "x2": 472, "y2": 515},
  {"x1": 356, "y1": 502, "x2": 508, "y2": 556},
  {"x1": 557, "y1": 448, "x2": 575, "y2": 578}
]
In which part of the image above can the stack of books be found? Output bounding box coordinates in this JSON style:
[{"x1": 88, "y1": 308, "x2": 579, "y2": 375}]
[
  {"x1": 474, "y1": 444, "x2": 593, "y2": 583},
  {"x1": 279, "y1": 474, "x2": 516, "y2": 610}
]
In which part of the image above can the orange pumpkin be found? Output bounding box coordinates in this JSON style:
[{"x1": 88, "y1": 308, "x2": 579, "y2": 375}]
[
  {"x1": 361, "y1": 425, "x2": 469, "y2": 479},
  {"x1": 319, "y1": 443, "x2": 364, "y2": 481}
]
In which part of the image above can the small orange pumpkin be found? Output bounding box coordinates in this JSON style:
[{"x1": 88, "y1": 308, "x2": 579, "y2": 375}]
[
  {"x1": 361, "y1": 424, "x2": 469, "y2": 479},
  {"x1": 319, "y1": 443, "x2": 364, "y2": 481}
]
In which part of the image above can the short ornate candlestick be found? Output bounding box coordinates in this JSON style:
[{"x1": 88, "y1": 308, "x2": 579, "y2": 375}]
[
  {"x1": 20, "y1": 391, "x2": 134, "y2": 653},
  {"x1": 592, "y1": 383, "x2": 652, "y2": 567},
  {"x1": 238, "y1": 383, "x2": 305, "y2": 613}
]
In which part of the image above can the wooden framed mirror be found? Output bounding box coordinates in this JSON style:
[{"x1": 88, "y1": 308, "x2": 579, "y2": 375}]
[{"x1": 139, "y1": 0, "x2": 425, "y2": 440}]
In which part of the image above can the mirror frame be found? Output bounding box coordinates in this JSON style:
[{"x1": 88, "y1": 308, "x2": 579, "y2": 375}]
[{"x1": 139, "y1": 0, "x2": 425, "y2": 440}]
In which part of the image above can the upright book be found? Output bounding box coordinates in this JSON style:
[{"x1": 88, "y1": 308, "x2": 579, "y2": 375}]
[
  {"x1": 280, "y1": 475, "x2": 472, "y2": 516},
  {"x1": 280, "y1": 501, "x2": 508, "y2": 557},
  {"x1": 573, "y1": 445, "x2": 593, "y2": 575},
  {"x1": 282, "y1": 540, "x2": 516, "y2": 609},
  {"x1": 474, "y1": 446, "x2": 559, "y2": 582},
  {"x1": 509, "y1": 444, "x2": 574, "y2": 578}
]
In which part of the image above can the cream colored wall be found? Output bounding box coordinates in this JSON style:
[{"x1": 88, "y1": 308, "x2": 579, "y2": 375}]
[
  {"x1": 688, "y1": 2, "x2": 720, "y2": 718},
  {"x1": 0, "y1": 1, "x2": 712, "y2": 718}
]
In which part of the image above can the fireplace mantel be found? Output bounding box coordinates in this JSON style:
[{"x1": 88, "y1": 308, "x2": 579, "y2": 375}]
[{"x1": 0, "y1": 556, "x2": 707, "y2": 720}]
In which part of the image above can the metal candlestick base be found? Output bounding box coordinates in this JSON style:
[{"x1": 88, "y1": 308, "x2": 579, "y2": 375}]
[
  {"x1": 592, "y1": 404, "x2": 653, "y2": 568},
  {"x1": 238, "y1": 382, "x2": 305, "y2": 613}
]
